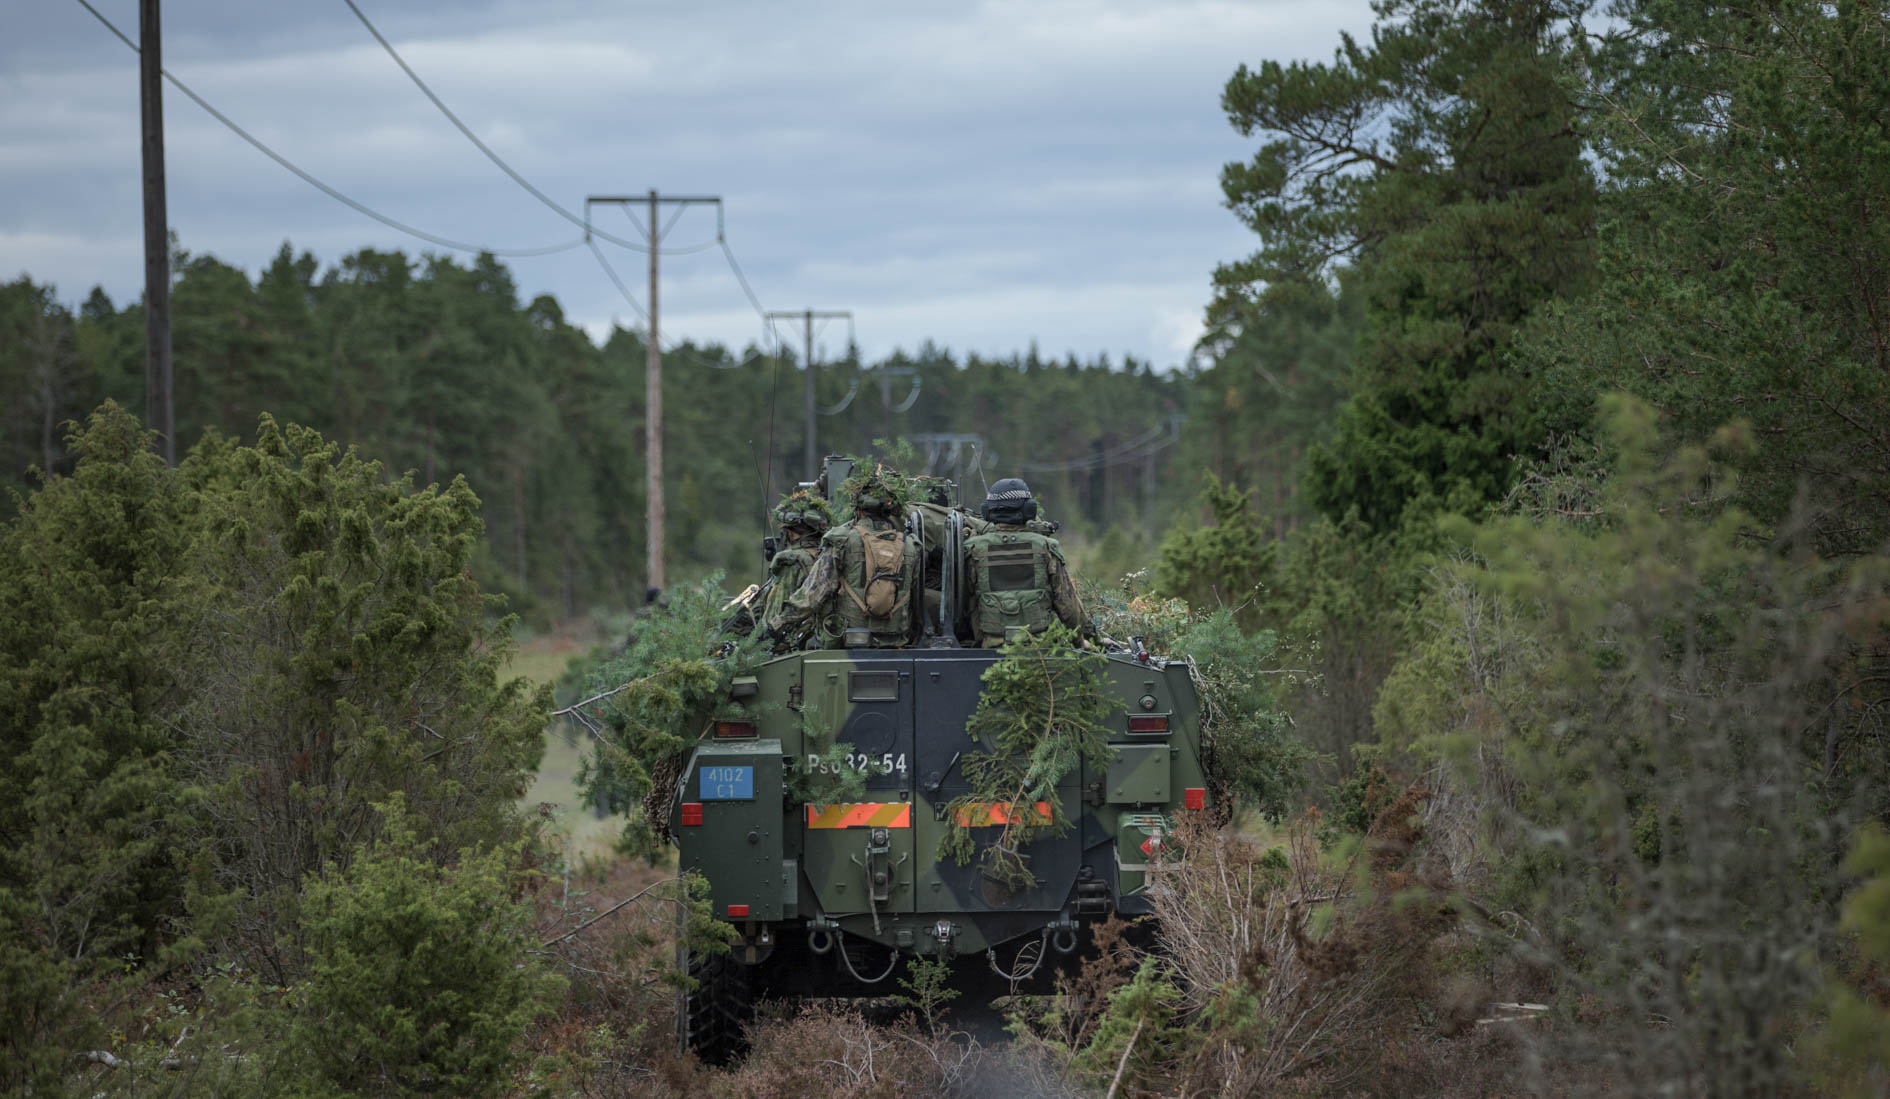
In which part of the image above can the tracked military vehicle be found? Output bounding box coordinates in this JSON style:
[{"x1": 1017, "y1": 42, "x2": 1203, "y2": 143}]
[{"x1": 671, "y1": 459, "x2": 1210, "y2": 1062}]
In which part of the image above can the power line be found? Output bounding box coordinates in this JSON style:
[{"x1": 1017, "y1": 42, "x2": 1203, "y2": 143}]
[
  {"x1": 343, "y1": 0, "x2": 793, "y2": 375},
  {"x1": 340, "y1": 0, "x2": 709, "y2": 259},
  {"x1": 768, "y1": 308, "x2": 855, "y2": 479},
  {"x1": 586, "y1": 237, "x2": 649, "y2": 324},
  {"x1": 341, "y1": 0, "x2": 781, "y2": 372},
  {"x1": 587, "y1": 237, "x2": 772, "y2": 372},
  {"x1": 717, "y1": 218, "x2": 771, "y2": 325},
  {"x1": 72, "y1": 0, "x2": 586, "y2": 258},
  {"x1": 1015, "y1": 418, "x2": 1185, "y2": 474},
  {"x1": 1020, "y1": 422, "x2": 1169, "y2": 472}
]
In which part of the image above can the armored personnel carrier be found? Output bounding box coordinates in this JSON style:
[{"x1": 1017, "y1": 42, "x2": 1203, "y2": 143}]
[{"x1": 671, "y1": 460, "x2": 1211, "y2": 1062}]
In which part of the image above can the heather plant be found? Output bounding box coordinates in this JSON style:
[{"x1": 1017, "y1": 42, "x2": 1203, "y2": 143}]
[{"x1": 1147, "y1": 797, "x2": 1452, "y2": 1094}]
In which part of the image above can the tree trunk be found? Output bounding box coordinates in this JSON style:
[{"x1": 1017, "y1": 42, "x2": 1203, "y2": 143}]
[
  {"x1": 514, "y1": 467, "x2": 528, "y2": 594},
  {"x1": 562, "y1": 540, "x2": 576, "y2": 621}
]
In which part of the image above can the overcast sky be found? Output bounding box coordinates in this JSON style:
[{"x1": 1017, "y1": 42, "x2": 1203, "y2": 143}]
[{"x1": 3, "y1": 0, "x2": 1374, "y2": 369}]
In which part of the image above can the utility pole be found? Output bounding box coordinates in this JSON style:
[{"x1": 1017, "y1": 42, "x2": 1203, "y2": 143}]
[
  {"x1": 766, "y1": 308, "x2": 852, "y2": 481},
  {"x1": 585, "y1": 193, "x2": 719, "y2": 595},
  {"x1": 139, "y1": 0, "x2": 173, "y2": 463}
]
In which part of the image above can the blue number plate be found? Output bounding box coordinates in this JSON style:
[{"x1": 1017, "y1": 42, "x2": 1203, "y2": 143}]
[{"x1": 699, "y1": 765, "x2": 754, "y2": 800}]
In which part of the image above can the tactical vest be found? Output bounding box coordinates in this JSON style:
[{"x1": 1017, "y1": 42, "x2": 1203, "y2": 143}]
[
  {"x1": 965, "y1": 528, "x2": 1058, "y2": 646},
  {"x1": 822, "y1": 521, "x2": 920, "y2": 647}
]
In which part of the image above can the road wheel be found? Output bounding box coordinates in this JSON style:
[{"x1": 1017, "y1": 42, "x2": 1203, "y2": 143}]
[{"x1": 678, "y1": 946, "x2": 753, "y2": 1065}]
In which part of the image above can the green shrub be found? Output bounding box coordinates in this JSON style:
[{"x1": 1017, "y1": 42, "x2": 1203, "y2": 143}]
[
  {"x1": 291, "y1": 798, "x2": 560, "y2": 1097},
  {"x1": 176, "y1": 416, "x2": 546, "y2": 978},
  {"x1": 1154, "y1": 472, "x2": 1273, "y2": 624},
  {"x1": 0, "y1": 403, "x2": 189, "y2": 1095}
]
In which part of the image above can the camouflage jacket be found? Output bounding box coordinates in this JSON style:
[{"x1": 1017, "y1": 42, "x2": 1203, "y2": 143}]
[
  {"x1": 766, "y1": 515, "x2": 912, "y2": 645},
  {"x1": 759, "y1": 543, "x2": 818, "y2": 644}
]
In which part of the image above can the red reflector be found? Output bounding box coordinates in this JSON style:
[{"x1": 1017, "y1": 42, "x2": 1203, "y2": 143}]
[
  {"x1": 1184, "y1": 787, "x2": 1207, "y2": 810},
  {"x1": 680, "y1": 802, "x2": 703, "y2": 826},
  {"x1": 714, "y1": 720, "x2": 757, "y2": 739},
  {"x1": 727, "y1": 904, "x2": 749, "y2": 918},
  {"x1": 1127, "y1": 715, "x2": 1169, "y2": 734}
]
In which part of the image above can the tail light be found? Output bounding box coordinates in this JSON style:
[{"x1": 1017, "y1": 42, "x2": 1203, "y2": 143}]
[
  {"x1": 714, "y1": 720, "x2": 757, "y2": 739},
  {"x1": 1183, "y1": 787, "x2": 1207, "y2": 811},
  {"x1": 680, "y1": 802, "x2": 703, "y2": 826},
  {"x1": 1127, "y1": 714, "x2": 1169, "y2": 734},
  {"x1": 727, "y1": 904, "x2": 750, "y2": 918}
]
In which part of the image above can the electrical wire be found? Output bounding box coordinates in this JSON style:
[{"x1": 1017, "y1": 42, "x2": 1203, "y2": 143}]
[
  {"x1": 343, "y1": 0, "x2": 788, "y2": 368},
  {"x1": 83, "y1": 0, "x2": 788, "y2": 393},
  {"x1": 73, "y1": 0, "x2": 587, "y2": 259},
  {"x1": 717, "y1": 217, "x2": 772, "y2": 326},
  {"x1": 1015, "y1": 419, "x2": 1183, "y2": 473},
  {"x1": 1017, "y1": 432, "x2": 1177, "y2": 474},
  {"x1": 888, "y1": 374, "x2": 921, "y2": 413},
  {"x1": 585, "y1": 237, "x2": 650, "y2": 324},
  {"x1": 341, "y1": 0, "x2": 711, "y2": 258},
  {"x1": 587, "y1": 239, "x2": 774, "y2": 371},
  {"x1": 347, "y1": 0, "x2": 792, "y2": 375},
  {"x1": 816, "y1": 378, "x2": 858, "y2": 416}
]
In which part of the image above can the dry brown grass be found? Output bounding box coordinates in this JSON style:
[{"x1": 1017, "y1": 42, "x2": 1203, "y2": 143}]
[
  {"x1": 518, "y1": 787, "x2": 1571, "y2": 1098},
  {"x1": 521, "y1": 851, "x2": 684, "y2": 1096},
  {"x1": 1147, "y1": 788, "x2": 1466, "y2": 1095}
]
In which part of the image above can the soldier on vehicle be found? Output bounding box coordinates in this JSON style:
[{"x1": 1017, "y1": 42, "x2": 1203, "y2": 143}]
[
  {"x1": 753, "y1": 491, "x2": 832, "y2": 648},
  {"x1": 963, "y1": 477, "x2": 1090, "y2": 647},
  {"x1": 766, "y1": 465, "x2": 922, "y2": 649}
]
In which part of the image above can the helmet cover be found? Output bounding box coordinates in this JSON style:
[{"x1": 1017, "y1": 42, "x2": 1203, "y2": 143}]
[
  {"x1": 981, "y1": 477, "x2": 1038, "y2": 523},
  {"x1": 773, "y1": 490, "x2": 834, "y2": 534}
]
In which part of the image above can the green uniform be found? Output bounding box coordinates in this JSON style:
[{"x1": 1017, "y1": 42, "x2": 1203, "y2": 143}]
[
  {"x1": 962, "y1": 523, "x2": 1086, "y2": 647},
  {"x1": 768, "y1": 515, "x2": 921, "y2": 648},
  {"x1": 759, "y1": 543, "x2": 818, "y2": 646}
]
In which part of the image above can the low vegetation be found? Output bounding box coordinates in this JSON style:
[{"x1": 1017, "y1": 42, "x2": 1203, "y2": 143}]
[{"x1": 5, "y1": 0, "x2": 1890, "y2": 1094}]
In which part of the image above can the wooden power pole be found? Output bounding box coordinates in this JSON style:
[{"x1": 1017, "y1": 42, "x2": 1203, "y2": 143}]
[
  {"x1": 585, "y1": 192, "x2": 720, "y2": 595},
  {"x1": 139, "y1": 0, "x2": 173, "y2": 463},
  {"x1": 767, "y1": 308, "x2": 852, "y2": 481}
]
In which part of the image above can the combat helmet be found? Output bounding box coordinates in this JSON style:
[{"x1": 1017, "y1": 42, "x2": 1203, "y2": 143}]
[
  {"x1": 913, "y1": 476, "x2": 954, "y2": 508},
  {"x1": 980, "y1": 477, "x2": 1037, "y2": 524},
  {"x1": 843, "y1": 464, "x2": 911, "y2": 517},
  {"x1": 773, "y1": 490, "x2": 833, "y2": 535}
]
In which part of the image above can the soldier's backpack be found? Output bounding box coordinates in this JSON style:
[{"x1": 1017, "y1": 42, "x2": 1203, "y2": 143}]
[{"x1": 850, "y1": 528, "x2": 907, "y2": 618}]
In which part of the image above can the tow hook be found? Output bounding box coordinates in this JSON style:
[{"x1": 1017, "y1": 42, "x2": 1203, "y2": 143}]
[
  {"x1": 1048, "y1": 911, "x2": 1079, "y2": 954},
  {"x1": 851, "y1": 827, "x2": 906, "y2": 933}
]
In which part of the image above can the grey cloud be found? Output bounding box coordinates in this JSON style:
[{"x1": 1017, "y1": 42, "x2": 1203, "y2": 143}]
[{"x1": 4, "y1": 0, "x2": 1374, "y2": 366}]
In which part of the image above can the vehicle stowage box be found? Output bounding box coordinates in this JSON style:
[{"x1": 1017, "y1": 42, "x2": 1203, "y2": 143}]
[{"x1": 677, "y1": 741, "x2": 789, "y2": 922}]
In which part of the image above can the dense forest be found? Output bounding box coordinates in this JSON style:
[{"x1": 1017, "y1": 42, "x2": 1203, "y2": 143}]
[
  {"x1": 5, "y1": 0, "x2": 1890, "y2": 1095},
  {"x1": 0, "y1": 244, "x2": 1194, "y2": 617}
]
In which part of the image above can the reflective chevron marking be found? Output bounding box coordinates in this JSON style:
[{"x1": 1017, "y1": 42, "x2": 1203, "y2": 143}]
[
  {"x1": 804, "y1": 803, "x2": 912, "y2": 829},
  {"x1": 951, "y1": 801, "x2": 1054, "y2": 828}
]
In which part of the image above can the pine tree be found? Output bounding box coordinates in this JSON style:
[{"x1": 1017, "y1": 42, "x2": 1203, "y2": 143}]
[
  {"x1": 1216, "y1": 0, "x2": 1597, "y2": 531},
  {"x1": 1532, "y1": 0, "x2": 1890, "y2": 556}
]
